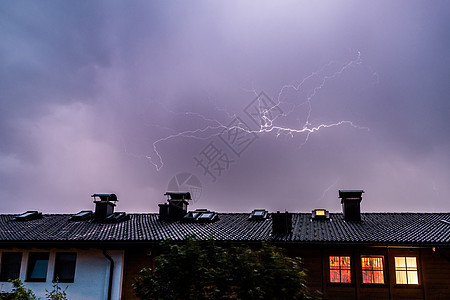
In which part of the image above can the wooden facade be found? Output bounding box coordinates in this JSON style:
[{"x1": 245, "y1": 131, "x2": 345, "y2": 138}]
[{"x1": 121, "y1": 245, "x2": 450, "y2": 300}]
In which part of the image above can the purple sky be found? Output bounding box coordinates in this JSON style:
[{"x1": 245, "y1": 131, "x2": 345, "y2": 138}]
[{"x1": 1, "y1": 1, "x2": 449, "y2": 214}]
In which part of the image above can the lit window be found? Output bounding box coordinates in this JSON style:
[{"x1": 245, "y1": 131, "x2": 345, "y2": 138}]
[
  {"x1": 0, "y1": 252, "x2": 22, "y2": 281},
  {"x1": 312, "y1": 209, "x2": 329, "y2": 219},
  {"x1": 395, "y1": 257, "x2": 418, "y2": 284},
  {"x1": 54, "y1": 253, "x2": 77, "y2": 283},
  {"x1": 316, "y1": 210, "x2": 325, "y2": 216},
  {"x1": 361, "y1": 256, "x2": 384, "y2": 284},
  {"x1": 26, "y1": 252, "x2": 49, "y2": 282},
  {"x1": 329, "y1": 256, "x2": 351, "y2": 283}
]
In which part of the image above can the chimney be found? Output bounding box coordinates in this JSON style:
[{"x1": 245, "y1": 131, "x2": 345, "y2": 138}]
[
  {"x1": 92, "y1": 194, "x2": 117, "y2": 220},
  {"x1": 159, "y1": 192, "x2": 191, "y2": 221},
  {"x1": 271, "y1": 211, "x2": 292, "y2": 234},
  {"x1": 339, "y1": 190, "x2": 364, "y2": 222}
]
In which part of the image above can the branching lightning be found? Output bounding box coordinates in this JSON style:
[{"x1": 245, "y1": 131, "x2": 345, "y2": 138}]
[{"x1": 140, "y1": 51, "x2": 371, "y2": 171}]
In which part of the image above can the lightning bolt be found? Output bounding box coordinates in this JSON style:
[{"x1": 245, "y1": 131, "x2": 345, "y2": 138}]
[
  {"x1": 316, "y1": 178, "x2": 340, "y2": 205},
  {"x1": 136, "y1": 51, "x2": 371, "y2": 171}
]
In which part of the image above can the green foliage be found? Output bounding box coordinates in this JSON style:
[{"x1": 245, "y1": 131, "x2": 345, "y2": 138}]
[
  {"x1": 0, "y1": 279, "x2": 38, "y2": 300},
  {"x1": 133, "y1": 239, "x2": 321, "y2": 300},
  {"x1": 45, "y1": 281, "x2": 67, "y2": 300},
  {"x1": 0, "y1": 279, "x2": 68, "y2": 300}
]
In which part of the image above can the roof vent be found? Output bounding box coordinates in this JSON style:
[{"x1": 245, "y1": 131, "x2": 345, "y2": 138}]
[
  {"x1": 159, "y1": 192, "x2": 191, "y2": 221},
  {"x1": 13, "y1": 211, "x2": 42, "y2": 221},
  {"x1": 272, "y1": 211, "x2": 292, "y2": 234},
  {"x1": 92, "y1": 193, "x2": 118, "y2": 220},
  {"x1": 312, "y1": 209, "x2": 330, "y2": 220},
  {"x1": 69, "y1": 210, "x2": 93, "y2": 222},
  {"x1": 249, "y1": 209, "x2": 268, "y2": 220},
  {"x1": 339, "y1": 190, "x2": 364, "y2": 222}
]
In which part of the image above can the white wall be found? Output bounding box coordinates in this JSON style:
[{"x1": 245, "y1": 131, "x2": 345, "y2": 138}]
[{"x1": 0, "y1": 248, "x2": 124, "y2": 300}]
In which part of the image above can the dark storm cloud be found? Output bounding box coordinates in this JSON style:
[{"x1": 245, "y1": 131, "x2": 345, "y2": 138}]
[{"x1": 1, "y1": 1, "x2": 449, "y2": 214}]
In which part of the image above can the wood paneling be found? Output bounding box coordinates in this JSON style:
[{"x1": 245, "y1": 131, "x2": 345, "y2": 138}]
[
  {"x1": 421, "y1": 248, "x2": 450, "y2": 300},
  {"x1": 122, "y1": 247, "x2": 155, "y2": 300},
  {"x1": 121, "y1": 246, "x2": 450, "y2": 300}
]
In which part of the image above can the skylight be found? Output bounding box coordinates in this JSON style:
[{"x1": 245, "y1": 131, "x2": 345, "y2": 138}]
[
  {"x1": 196, "y1": 212, "x2": 218, "y2": 222},
  {"x1": 69, "y1": 211, "x2": 93, "y2": 222},
  {"x1": 103, "y1": 212, "x2": 129, "y2": 223},
  {"x1": 249, "y1": 209, "x2": 268, "y2": 220},
  {"x1": 182, "y1": 212, "x2": 201, "y2": 223},
  {"x1": 312, "y1": 209, "x2": 330, "y2": 220},
  {"x1": 198, "y1": 212, "x2": 213, "y2": 219},
  {"x1": 13, "y1": 211, "x2": 42, "y2": 222}
]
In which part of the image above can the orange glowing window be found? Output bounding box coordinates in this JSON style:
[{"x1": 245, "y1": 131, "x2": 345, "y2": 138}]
[
  {"x1": 395, "y1": 257, "x2": 418, "y2": 284},
  {"x1": 329, "y1": 256, "x2": 351, "y2": 283},
  {"x1": 361, "y1": 256, "x2": 384, "y2": 284}
]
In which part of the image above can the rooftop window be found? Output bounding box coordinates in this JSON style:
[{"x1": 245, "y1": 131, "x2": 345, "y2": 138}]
[
  {"x1": 13, "y1": 211, "x2": 42, "y2": 221},
  {"x1": 103, "y1": 212, "x2": 129, "y2": 223},
  {"x1": 182, "y1": 212, "x2": 201, "y2": 223},
  {"x1": 69, "y1": 210, "x2": 93, "y2": 221},
  {"x1": 249, "y1": 209, "x2": 268, "y2": 220},
  {"x1": 196, "y1": 212, "x2": 218, "y2": 223},
  {"x1": 182, "y1": 209, "x2": 218, "y2": 223},
  {"x1": 312, "y1": 209, "x2": 330, "y2": 220}
]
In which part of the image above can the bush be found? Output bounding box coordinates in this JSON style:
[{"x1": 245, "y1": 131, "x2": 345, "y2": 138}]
[
  {"x1": 0, "y1": 279, "x2": 37, "y2": 300},
  {"x1": 133, "y1": 239, "x2": 321, "y2": 300},
  {"x1": 0, "y1": 279, "x2": 67, "y2": 300}
]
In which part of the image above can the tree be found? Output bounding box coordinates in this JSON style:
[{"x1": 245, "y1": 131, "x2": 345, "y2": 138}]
[{"x1": 133, "y1": 239, "x2": 321, "y2": 300}]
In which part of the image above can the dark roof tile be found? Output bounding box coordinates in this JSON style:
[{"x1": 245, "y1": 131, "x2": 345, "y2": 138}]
[{"x1": 0, "y1": 213, "x2": 448, "y2": 245}]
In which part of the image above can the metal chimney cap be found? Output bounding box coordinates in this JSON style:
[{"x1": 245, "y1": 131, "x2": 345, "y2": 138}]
[
  {"x1": 164, "y1": 192, "x2": 191, "y2": 200},
  {"x1": 91, "y1": 194, "x2": 118, "y2": 202},
  {"x1": 338, "y1": 190, "x2": 364, "y2": 198}
]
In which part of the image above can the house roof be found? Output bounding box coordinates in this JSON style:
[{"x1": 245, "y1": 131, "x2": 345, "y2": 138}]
[{"x1": 0, "y1": 212, "x2": 449, "y2": 246}]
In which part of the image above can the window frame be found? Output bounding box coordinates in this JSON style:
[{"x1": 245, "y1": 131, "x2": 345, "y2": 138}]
[
  {"x1": 328, "y1": 255, "x2": 352, "y2": 284},
  {"x1": 361, "y1": 255, "x2": 385, "y2": 285},
  {"x1": 394, "y1": 256, "x2": 419, "y2": 285},
  {"x1": 0, "y1": 252, "x2": 22, "y2": 282},
  {"x1": 53, "y1": 252, "x2": 77, "y2": 283},
  {"x1": 26, "y1": 252, "x2": 49, "y2": 282}
]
